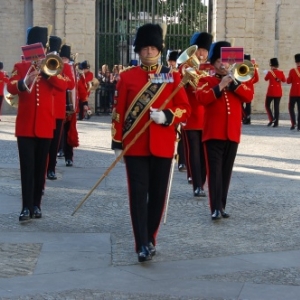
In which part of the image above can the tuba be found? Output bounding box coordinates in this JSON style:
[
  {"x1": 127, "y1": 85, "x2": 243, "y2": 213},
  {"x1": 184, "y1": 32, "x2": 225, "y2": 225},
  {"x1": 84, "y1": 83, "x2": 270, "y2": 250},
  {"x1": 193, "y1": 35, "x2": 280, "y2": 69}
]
[
  {"x1": 176, "y1": 45, "x2": 209, "y2": 89},
  {"x1": 24, "y1": 53, "x2": 64, "y2": 93}
]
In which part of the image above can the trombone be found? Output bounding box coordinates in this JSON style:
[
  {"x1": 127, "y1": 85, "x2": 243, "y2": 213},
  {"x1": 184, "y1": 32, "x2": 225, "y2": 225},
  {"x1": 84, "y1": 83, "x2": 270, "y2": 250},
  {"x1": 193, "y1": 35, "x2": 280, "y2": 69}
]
[
  {"x1": 24, "y1": 53, "x2": 64, "y2": 93},
  {"x1": 227, "y1": 60, "x2": 255, "y2": 84}
]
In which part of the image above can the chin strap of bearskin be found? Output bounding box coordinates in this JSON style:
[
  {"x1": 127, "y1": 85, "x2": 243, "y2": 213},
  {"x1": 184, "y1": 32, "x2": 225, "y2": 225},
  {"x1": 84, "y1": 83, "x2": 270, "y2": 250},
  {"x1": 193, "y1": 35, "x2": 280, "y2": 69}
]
[{"x1": 67, "y1": 113, "x2": 79, "y2": 147}]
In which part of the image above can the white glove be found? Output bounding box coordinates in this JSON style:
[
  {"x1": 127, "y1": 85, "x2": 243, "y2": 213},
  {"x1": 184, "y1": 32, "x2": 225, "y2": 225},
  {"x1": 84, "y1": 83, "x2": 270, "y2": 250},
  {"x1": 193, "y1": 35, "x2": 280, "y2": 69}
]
[
  {"x1": 114, "y1": 149, "x2": 124, "y2": 164},
  {"x1": 263, "y1": 70, "x2": 268, "y2": 75},
  {"x1": 150, "y1": 107, "x2": 167, "y2": 124}
]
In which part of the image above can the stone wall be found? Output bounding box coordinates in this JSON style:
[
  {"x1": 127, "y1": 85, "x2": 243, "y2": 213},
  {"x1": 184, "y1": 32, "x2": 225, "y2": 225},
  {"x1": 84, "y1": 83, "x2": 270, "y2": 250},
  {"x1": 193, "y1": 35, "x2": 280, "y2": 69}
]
[
  {"x1": 0, "y1": 0, "x2": 96, "y2": 114},
  {"x1": 212, "y1": 0, "x2": 300, "y2": 114}
]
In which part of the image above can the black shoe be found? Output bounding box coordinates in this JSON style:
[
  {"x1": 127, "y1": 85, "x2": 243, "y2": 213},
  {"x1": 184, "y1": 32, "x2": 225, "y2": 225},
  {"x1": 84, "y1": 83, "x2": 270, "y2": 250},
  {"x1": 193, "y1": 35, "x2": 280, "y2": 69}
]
[
  {"x1": 19, "y1": 207, "x2": 31, "y2": 222},
  {"x1": 47, "y1": 171, "x2": 57, "y2": 180},
  {"x1": 148, "y1": 242, "x2": 156, "y2": 256},
  {"x1": 272, "y1": 123, "x2": 278, "y2": 128},
  {"x1": 42, "y1": 189, "x2": 45, "y2": 196},
  {"x1": 137, "y1": 245, "x2": 152, "y2": 262},
  {"x1": 211, "y1": 210, "x2": 221, "y2": 220},
  {"x1": 243, "y1": 117, "x2": 251, "y2": 125},
  {"x1": 178, "y1": 164, "x2": 187, "y2": 172},
  {"x1": 57, "y1": 150, "x2": 64, "y2": 158},
  {"x1": 188, "y1": 177, "x2": 192, "y2": 184},
  {"x1": 221, "y1": 209, "x2": 230, "y2": 218},
  {"x1": 66, "y1": 160, "x2": 73, "y2": 167},
  {"x1": 290, "y1": 125, "x2": 295, "y2": 130},
  {"x1": 267, "y1": 121, "x2": 272, "y2": 126},
  {"x1": 194, "y1": 187, "x2": 206, "y2": 197},
  {"x1": 32, "y1": 206, "x2": 42, "y2": 218}
]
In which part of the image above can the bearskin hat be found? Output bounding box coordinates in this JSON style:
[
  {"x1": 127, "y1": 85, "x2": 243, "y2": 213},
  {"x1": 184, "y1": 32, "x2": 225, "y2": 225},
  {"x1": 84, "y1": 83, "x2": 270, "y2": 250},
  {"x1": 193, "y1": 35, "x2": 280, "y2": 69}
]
[
  {"x1": 133, "y1": 23, "x2": 163, "y2": 53},
  {"x1": 26, "y1": 26, "x2": 48, "y2": 47},
  {"x1": 168, "y1": 50, "x2": 180, "y2": 62},
  {"x1": 190, "y1": 32, "x2": 213, "y2": 51},
  {"x1": 0, "y1": 62, "x2": 3, "y2": 70},
  {"x1": 244, "y1": 54, "x2": 251, "y2": 61},
  {"x1": 295, "y1": 54, "x2": 300, "y2": 63},
  {"x1": 81, "y1": 60, "x2": 90, "y2": 69},
  {"x1": 269, "y1": 58, "x2": 279, "y2": 67},
  {"x1": 209, "y1": 41, "x2": 231, "y2": 64},
  {"x1": 48, "y1": 36, "x2": 62, "y2": 53},
  {"x1": 60, "y1": 45, "x2": 71, "y2": 60}
]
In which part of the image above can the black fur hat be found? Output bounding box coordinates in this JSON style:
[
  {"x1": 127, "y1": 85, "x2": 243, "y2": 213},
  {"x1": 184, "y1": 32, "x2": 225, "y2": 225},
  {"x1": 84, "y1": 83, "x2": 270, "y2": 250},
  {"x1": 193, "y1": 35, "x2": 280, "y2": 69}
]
[
  {"x1": 48, "y1": 36, "x2": 62, "y2": 53},
  {"x1": 81, "y1": 60, "x2": 90, "y2": 69},
  {"x1": 209, "y1": 41, "x2": 231, "y2": 64},
  {"x1": 134, "y1": 23, "x2": 163, "y2": 53},
  {"x1": 26, "y1": 26, "x2": 48, "y2": 47},
  {"x1": 59, "y1": 45, "x2": 71, "y2": 59},
  {"x1": 269, "y1": 58, "x2": 279, "y2": 67},
  {"x1": 0, "y1": 62, "x2": 3, "y2": 70},
  {"x1": 295, "y1": 54, "x2": 300, "y2": 63},
  {"x1": 190, "y1": 32, "x2": 213, "y2": 51},
  {"x1": 244, "y1": 54, "x2": 251, "y2": 61},
  {"x1": 168, "y1": 50, "x2": 180, "y2": 62}
]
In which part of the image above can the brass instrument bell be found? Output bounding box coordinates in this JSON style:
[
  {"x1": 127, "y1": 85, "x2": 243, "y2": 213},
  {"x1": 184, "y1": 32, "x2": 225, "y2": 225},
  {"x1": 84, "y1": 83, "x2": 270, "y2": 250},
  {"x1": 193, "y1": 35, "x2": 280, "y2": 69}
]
[{"x1": 230, "y1": 60, "x2": 255, "y2": 83}]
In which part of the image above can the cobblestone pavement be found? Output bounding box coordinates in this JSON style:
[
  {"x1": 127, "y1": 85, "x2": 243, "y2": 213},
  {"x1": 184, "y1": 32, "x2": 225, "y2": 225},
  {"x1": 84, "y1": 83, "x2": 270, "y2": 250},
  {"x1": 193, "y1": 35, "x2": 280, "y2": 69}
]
[{"x1": 0, "y1": 113, "x2": 300, "y2": 299}]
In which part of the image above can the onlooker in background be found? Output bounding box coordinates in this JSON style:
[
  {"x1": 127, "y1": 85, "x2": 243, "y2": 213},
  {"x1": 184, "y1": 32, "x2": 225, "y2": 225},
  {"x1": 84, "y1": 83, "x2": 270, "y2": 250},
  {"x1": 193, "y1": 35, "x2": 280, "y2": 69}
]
[
  {"x1": 264, "y1": 58, "x2": 286, "y2": 127},
  {"x1": 287, "y1": 53, "x2": 300, "y2": 131},
  {"x1": 0, "y1": 61, "x2": 9, "y2": 120}
]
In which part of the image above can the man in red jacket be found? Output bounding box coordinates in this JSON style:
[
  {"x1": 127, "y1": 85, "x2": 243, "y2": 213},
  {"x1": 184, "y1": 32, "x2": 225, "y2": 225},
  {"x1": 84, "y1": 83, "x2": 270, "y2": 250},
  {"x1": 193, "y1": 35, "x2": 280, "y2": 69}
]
[
  {"x1": 264, "y1": 58, "x2": 286, "y2": 127},
  {"x1": 7, "y1": 26, "x2": 69, "y2": 222},
  {"x1": 195, "y1": 41, "x2": 254, "y2": 220},
  {"x1": 287, "y1": 53, "x2": 300, "y2": 130},
  {"x1": 111, "y1": 23, "x2": 191, "y2": 262},
  {"x1": 46, "y1": 37, "x2": 75, "y2": 179},
  {"x1": 182, "y1": 32, "x2": 213, "y2": 197},
  {"x1": 0, "y1": 61, "x2": 9, "y2": 120}
]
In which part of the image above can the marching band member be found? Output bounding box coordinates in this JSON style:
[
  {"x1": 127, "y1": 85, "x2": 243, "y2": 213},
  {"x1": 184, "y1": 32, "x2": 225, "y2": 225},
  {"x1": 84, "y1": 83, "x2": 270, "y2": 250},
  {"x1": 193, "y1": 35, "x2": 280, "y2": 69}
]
[
  {"x1": 77, "y1": 60, "x2": 93, "y2": 120},
  {"x1": 7, "y1": 26, "x2": 69, "y2": 221},
  {"x1": 195, "y1": 41, "x2": 254, "y2": 220},
  {"x1": 242, "y1": 54, "x2": 259, "y2": 125},
  {"x1": 46, "y1": 37, "x2": 75, "y2": 179},
  {"x1": 111, "y1": 23, "x2": 191, "y2": 262},
  {"x1": 0, "y1": 61, "x2": 9, "y2": 120},
  {"x1": 182, "y1": 32, "x2": 213, "y2": 197},
  {"x1": 264, "y1": 58, "x2": 286, "y2": 127},
  {"x1": 287, "y1": 53, "x2": 300, "y2": 131},
  {"x1": 59, "y1": 44, "x2": 79, "y2": 167}
]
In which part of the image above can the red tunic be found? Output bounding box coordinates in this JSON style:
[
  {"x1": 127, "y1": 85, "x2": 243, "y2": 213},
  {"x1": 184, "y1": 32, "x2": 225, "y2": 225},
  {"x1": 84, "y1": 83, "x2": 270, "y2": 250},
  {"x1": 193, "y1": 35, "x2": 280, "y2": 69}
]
[
  {"x1": 196, "y1": 76, "x2": 254, "y2": 143},
  {"x1": 286, "y1": 66, "x2": 300, "y2": 96},
  {"x1": 53, "y1": 63, "x2": 76, "y2": 119},
  {"x1": 264, "y1": 69, "x2": 286, "y2": 97},
  {"x1": 7, "y1": 61, "x2": 69, "y2": 138},
  {"x1": 112, "y1": 66, "x2": 191, "y2": 158}
]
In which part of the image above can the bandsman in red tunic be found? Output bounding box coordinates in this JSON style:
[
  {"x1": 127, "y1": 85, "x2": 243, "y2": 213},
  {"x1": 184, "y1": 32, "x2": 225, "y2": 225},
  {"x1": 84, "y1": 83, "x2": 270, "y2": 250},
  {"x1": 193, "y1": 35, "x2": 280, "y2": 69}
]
[
  {"x1": 46, "y1": 36, "x2": 75, "y2": 179},
  {"x1": 286, "y1": 53, "x2": 300, "y2": 131},
  {"x1": 181, "y1": 32, "x2": 213, "y2": 198},
  {"x1": 111, "y1": 23, "x2": 191, "y2": 262},
  {"x1": 0, "y1": 61, "x2": 9, "y2": 120},
  {"x1": 264, "y1": 57, "x2": 286, "y2": 127},
  {"x1": 7, "y1": 26, "x2": 69, "y2": 222},
  {"x1": 195, "y1": 41, "x2": 254, "y2": 220}
]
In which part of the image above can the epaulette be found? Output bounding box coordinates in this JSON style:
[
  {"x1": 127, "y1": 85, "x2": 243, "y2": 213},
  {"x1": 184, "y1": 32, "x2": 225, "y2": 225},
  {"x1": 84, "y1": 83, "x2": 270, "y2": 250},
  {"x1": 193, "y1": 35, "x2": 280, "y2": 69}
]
[{"x1": 120, "y1": 66, "x2": 136, "y2": 73}]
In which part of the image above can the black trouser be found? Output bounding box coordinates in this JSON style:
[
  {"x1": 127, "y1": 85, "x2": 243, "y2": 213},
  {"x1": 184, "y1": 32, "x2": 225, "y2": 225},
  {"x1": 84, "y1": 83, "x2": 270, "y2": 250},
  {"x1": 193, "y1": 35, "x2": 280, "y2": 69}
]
[
  {"x1": 63, "y1": 120, "x2": 73, "y2": 161},
  {"x1": 177, "y1": 138, "x2": 185, "y2": 165},
  {"x1": 288, "y1": 96, "x2": 300, "y2": 128},
  {"x1": 47, "y1": 119, "x2": 64, "y2": 172},
  {"x1": 78, "y1": 101, "x2": 88, "y2": 120},
  {"x1": 17, "y1": 137, "x2": 51, "y2": 212},
  {"x1": 204, "y1": 139, "x2": 238, "y2": 213},
  {"x1": 242, "y1": 102, "x2": 251, "y2": 119},
  {"x1": 265, "y1": 96, "x2": 281, "y2": 125},
  {"x1": 0, "y1": 95, "x2": 3, "y2": 117},
  {"x1": 184, "y1": 130, "x2": 206, "y2": 191},
  {"x1": 125, "y1": 155, "x2": 172, "y2": 252}
]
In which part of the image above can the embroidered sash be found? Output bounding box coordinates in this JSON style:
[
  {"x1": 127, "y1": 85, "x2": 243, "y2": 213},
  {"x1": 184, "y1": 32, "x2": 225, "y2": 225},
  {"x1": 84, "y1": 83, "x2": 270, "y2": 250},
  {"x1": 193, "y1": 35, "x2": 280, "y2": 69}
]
[
  {"x1": 270, "y1": 70, "x2": 278, "y2": 80},
  {"x1": 295, "y1": 68, "x2": 300, "y2": 78},
  {"x1": 123, "y1": 66, "x2": 170, "y2": 139}
]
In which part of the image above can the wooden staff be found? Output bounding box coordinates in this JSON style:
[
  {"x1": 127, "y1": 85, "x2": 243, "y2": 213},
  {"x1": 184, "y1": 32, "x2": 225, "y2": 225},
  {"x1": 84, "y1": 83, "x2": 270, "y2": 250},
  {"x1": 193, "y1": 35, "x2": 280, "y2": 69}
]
[{"x1": 71, "y1": 76, "x2": 191, "y2": 216}]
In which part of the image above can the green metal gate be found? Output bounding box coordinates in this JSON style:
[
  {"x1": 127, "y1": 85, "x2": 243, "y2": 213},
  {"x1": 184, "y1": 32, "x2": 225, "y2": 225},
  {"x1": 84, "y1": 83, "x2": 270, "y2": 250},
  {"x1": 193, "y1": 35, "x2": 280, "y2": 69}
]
[{"x1": 95, "y1": 0, "x2": 208, "y2": 75}]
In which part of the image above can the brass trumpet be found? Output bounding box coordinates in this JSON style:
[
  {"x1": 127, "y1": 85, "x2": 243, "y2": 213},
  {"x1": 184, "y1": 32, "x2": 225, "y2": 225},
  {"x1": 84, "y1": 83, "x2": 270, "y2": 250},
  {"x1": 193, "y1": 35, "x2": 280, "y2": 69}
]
[
  {"x1": 24, "y1": 53, "x2": 64, "y2": 93},
  {"x1": 229, "y1": 60, "x2": 255, "y2": 83}
]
